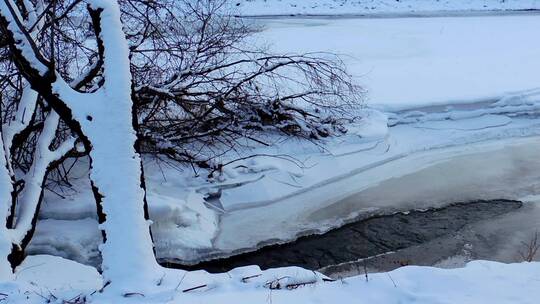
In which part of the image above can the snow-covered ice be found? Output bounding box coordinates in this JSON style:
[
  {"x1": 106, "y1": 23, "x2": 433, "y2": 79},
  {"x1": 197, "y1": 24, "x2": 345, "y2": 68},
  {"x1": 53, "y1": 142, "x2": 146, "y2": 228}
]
[
  {"x1": 17, "y1": 12, "x2": 540, "y2": 269},
  {"x1": 213, "y1": 122, "x2": 540, "y2": 259},
  {"x1": 252, "y1": 14, "x2": 540, "y2": 110},
  {"x1": 29, "y1": 91, "x2": 540, "y2": 265}
]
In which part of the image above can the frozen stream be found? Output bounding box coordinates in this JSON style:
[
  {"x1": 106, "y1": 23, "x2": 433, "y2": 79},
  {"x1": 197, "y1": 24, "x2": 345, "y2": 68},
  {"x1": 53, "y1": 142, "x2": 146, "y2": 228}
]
[
  {"x1": 177, "y1": 199, "x2": 526, "y2": 275},
  {"x1": 25, "y1": 14, "x2": 540, "y2": 273},
  {"x1": 187, "y1": 13, "x2": 540, "y2": 267},
  {"x1": 180, "y1": 136, "x2": 540, "y2": 270}
]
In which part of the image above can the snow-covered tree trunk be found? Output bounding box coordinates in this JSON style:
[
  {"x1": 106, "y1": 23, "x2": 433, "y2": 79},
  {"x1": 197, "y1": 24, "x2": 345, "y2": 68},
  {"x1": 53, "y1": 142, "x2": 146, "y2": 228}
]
[
  {"x1": 64, "y1": 1, "x2": 161, "y2": 292},
  {"x1": 0, "y1": 96, "x2": 74, "y2": 272},
  {"x1": 2, "y1": 84, "x2": 38, "y2": 179},
  {"x1": 9, "y1": 112, "x2": 75, "y2": 256},
  {"x1": 83, "y1": 107, "x2": 162, "y2": 292},
  {"x1": 0, "y1": 0, "x2": 161, "y2": 293},
  {"x1": 0, "y1": 84, "x2": 37, "y2": 282}
]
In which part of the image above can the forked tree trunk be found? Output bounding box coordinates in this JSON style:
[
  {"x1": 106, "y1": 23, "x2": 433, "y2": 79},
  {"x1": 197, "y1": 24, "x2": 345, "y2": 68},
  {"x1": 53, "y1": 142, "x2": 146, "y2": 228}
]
[
  {"x1": 0, "y1": 0, "x2": 161, "y2": 293},
  {"x1": 8, "y1": 112, "x2": 75, "y2": 266},
  {"x1": 69, "y1": 1, "x2": 161, "y2": 292}
]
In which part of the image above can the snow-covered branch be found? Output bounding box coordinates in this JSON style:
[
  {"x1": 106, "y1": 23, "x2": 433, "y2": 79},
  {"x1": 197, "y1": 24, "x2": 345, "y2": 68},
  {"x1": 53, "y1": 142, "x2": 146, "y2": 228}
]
[
  {"x1": 2, "y1": 83, "x2": 38, "y2": 176},
  {"x1": 0, "y1": 127, "x2": 15, "y2": 280},
  {"x1": 9, "y1": 111, "x2": 76, "y2": 248}
]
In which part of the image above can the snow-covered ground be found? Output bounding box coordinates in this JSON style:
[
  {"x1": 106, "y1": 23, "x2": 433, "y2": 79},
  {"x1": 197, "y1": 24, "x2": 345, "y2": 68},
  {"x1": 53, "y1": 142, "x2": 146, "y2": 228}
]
[
  {"x1": 2, "y1": 254, "x2": 539, "y2": 304},
  {"x1": 234, "y1": 0, "x2": 540, "y2": 16}
]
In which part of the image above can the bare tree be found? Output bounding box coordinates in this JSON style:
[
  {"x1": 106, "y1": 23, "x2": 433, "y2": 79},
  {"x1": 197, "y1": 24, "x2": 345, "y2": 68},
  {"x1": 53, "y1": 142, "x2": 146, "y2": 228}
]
[
  {"x1": 0, "y1": 1, "x2": 76, "y2": 278},
  {"x1": 126, "y1": 0, "x2": 361, "y2": 174},
  {"x1": 0, "y1": 0, "x2": 360, "y2": 293},
  {"x1": 0, "y1": 0, "x2": 161, "y2": 294}
]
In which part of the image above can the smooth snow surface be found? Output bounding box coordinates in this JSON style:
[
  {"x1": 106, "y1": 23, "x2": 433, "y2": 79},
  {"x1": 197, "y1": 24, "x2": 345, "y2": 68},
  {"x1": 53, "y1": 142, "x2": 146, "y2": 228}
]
[
  {"x1": 254, "y1": 15, "x2": 540, "y2": 109},
  {"x1": 15, "y1": 255, "x2": 103, "y2": 294}
]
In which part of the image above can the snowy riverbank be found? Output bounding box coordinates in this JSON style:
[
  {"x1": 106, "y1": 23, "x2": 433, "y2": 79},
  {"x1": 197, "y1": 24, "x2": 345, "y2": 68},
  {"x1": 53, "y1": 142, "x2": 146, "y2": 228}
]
[
  {"x1": 233, "y1": 0, "x2": 540, "y2": 17},
  {"x1": 2, "y1": 255, "x2": 539, "y2": 304},
  {"x1": 30, "y1": 90, "x2": 540, "y2": 265},
  {"x1": 28, "y1": 12, "x2": 540, "y2": 265}
]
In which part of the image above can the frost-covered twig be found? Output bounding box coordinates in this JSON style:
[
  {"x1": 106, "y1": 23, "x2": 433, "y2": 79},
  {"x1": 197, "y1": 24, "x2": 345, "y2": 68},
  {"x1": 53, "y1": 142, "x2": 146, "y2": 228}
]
[{"x1": 519, "y1": 230, "x2": 540, "y2": 262}]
